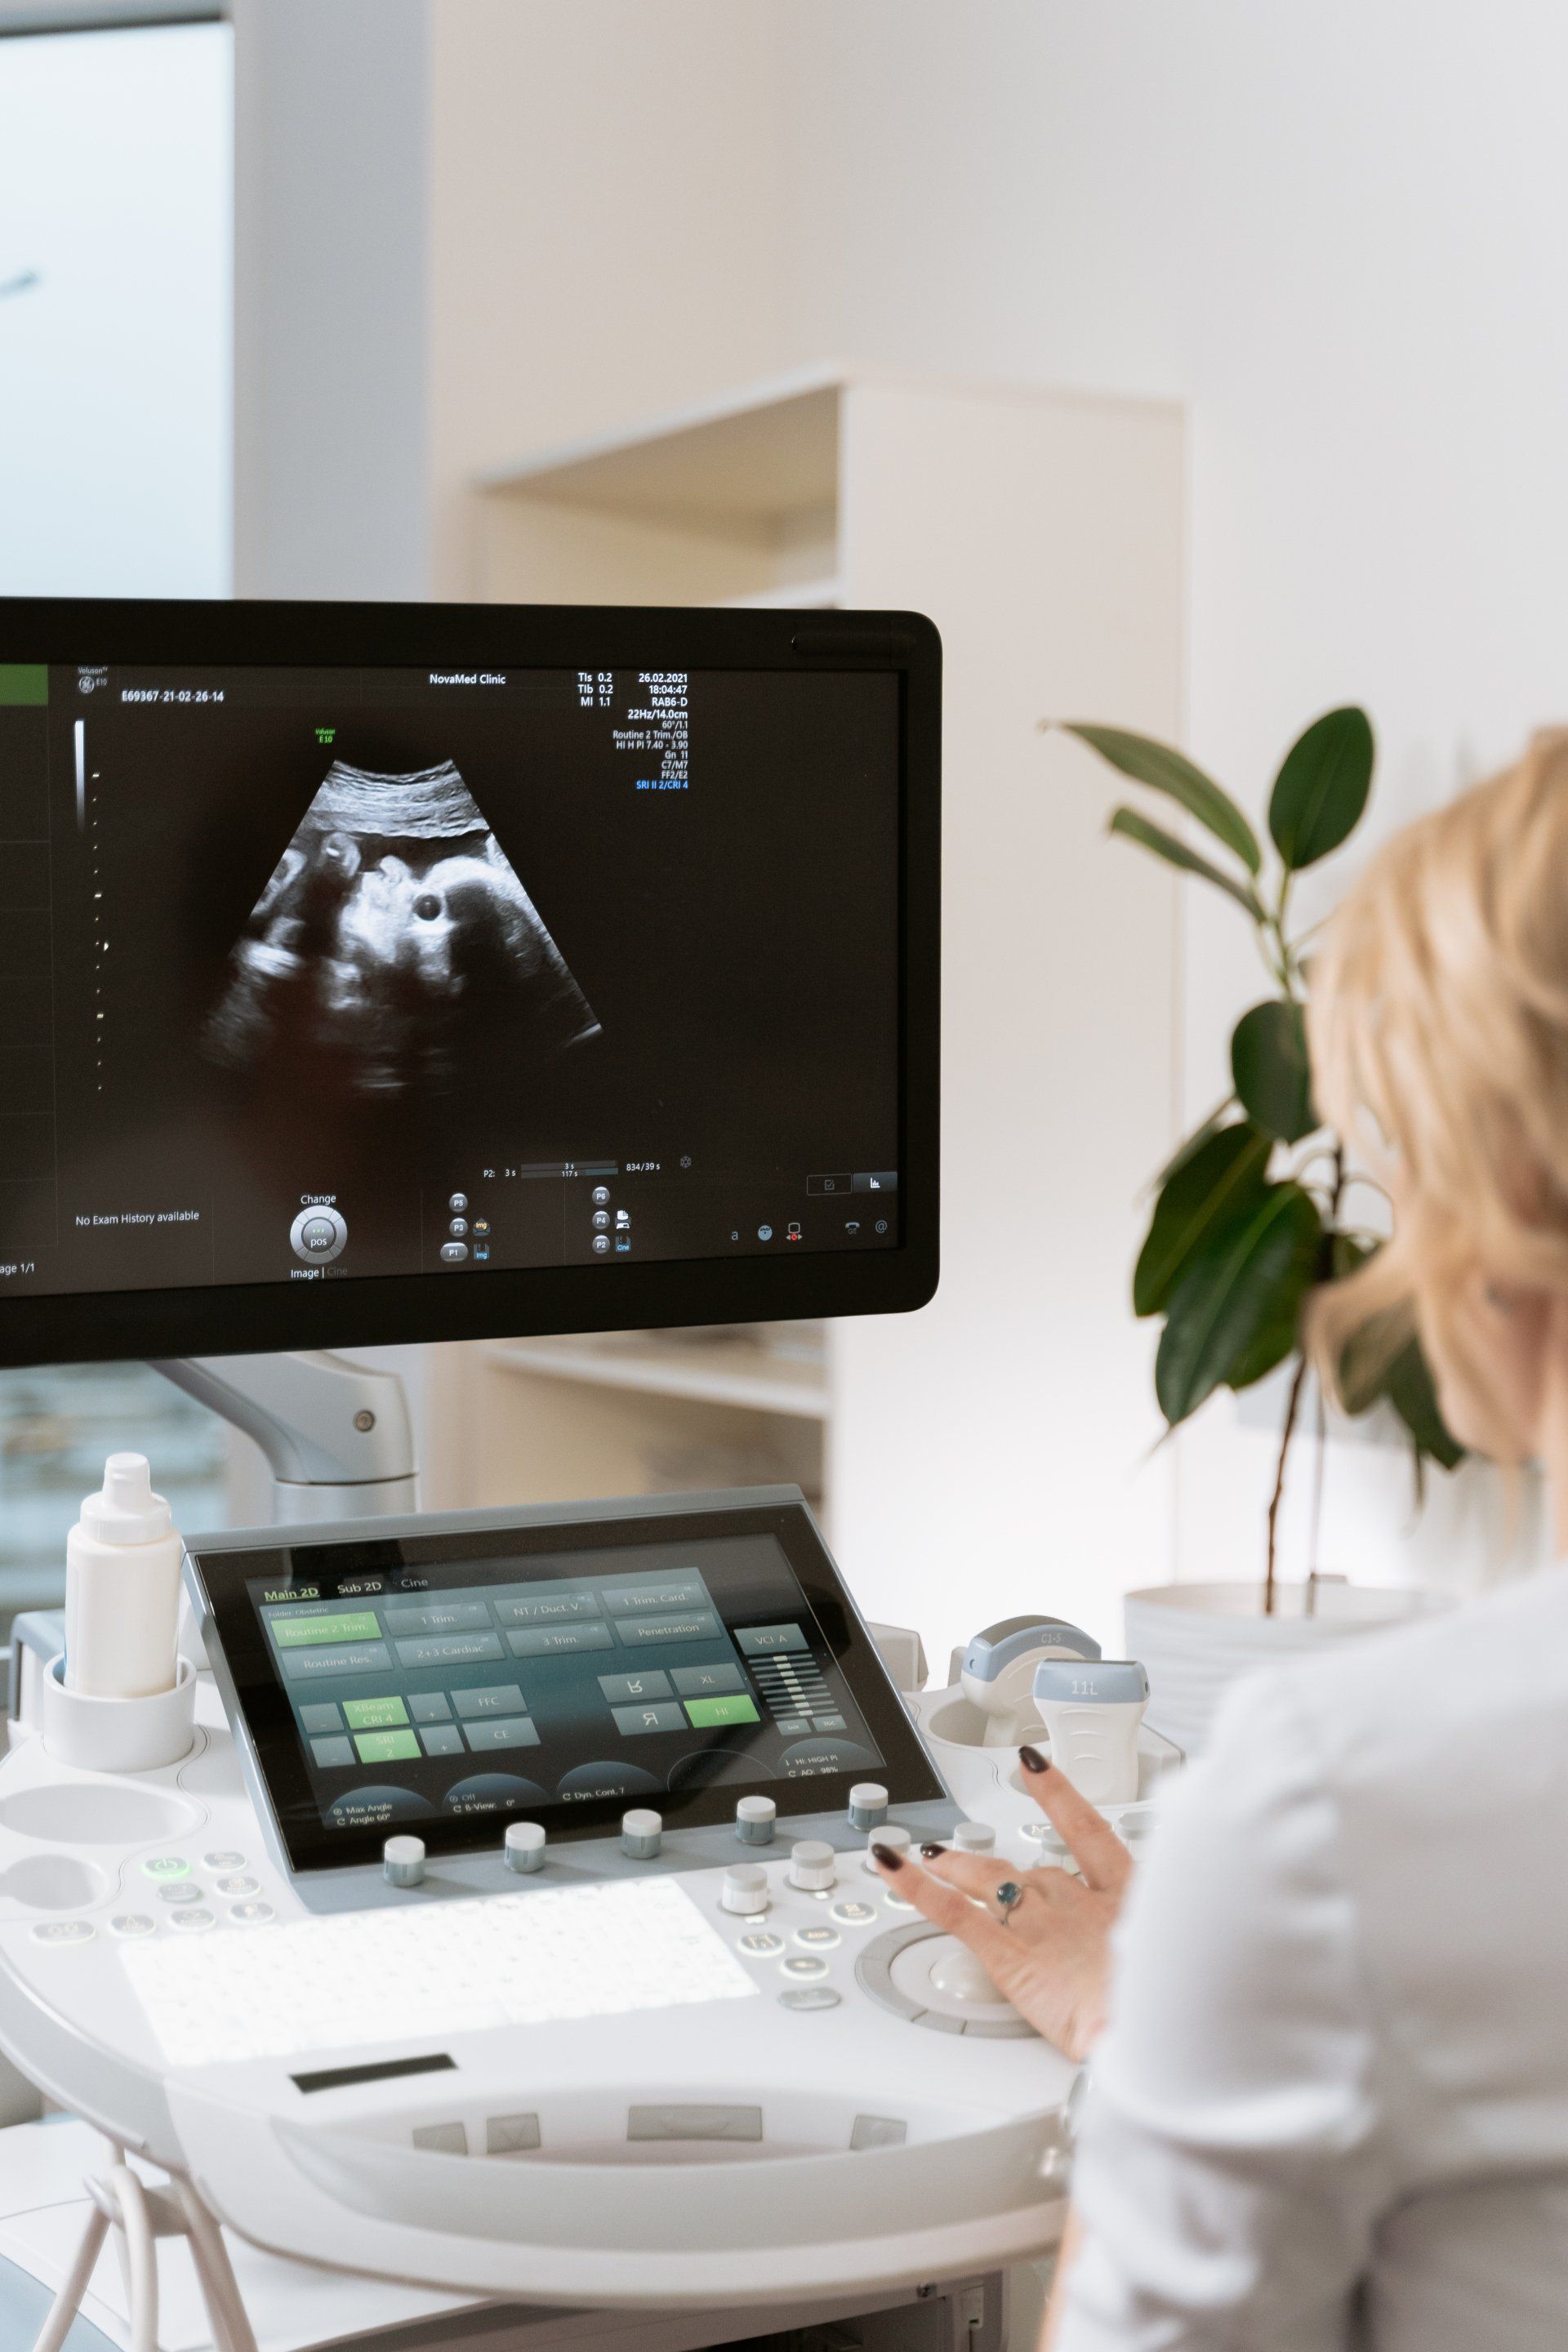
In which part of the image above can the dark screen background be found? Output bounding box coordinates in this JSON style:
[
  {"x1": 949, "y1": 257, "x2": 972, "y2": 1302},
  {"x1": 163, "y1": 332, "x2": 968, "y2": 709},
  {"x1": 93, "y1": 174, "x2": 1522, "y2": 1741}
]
[{"x1": 0, "y1": 665, "x2": 902, "y2": 1294}]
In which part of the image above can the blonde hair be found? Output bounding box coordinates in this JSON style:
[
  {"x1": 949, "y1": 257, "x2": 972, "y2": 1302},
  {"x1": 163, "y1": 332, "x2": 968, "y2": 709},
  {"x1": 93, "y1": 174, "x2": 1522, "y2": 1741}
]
[{"x1": 1310, "y1": 728, "x2": 1568, "y2": 1452}]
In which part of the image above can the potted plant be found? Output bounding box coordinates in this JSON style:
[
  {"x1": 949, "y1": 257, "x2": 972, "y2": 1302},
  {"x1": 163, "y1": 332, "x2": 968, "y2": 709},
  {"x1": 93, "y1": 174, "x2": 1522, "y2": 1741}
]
[{"x1": 1049, "y1": 707, "x2": 1462, "y2": 1751}]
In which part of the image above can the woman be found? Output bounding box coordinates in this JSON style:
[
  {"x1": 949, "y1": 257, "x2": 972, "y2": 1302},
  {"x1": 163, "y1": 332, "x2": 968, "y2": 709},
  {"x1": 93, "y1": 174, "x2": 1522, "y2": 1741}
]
[{"x1": 874, "y1": 732, "x2": 1568, "y2": 2348}]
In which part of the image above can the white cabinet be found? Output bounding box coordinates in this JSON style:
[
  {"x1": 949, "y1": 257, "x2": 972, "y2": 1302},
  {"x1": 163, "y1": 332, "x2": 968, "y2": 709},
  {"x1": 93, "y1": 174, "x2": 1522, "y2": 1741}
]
[{"x1": 430, "y1": 366, "x2": 1183, "y2": 1663}]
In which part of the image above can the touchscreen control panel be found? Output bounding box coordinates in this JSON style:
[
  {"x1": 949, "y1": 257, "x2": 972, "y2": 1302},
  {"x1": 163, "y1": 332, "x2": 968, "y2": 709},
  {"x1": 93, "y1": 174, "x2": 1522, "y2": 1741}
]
[{"x1": 188, "y1": 1493, "x2": 944, "y2": 1874}]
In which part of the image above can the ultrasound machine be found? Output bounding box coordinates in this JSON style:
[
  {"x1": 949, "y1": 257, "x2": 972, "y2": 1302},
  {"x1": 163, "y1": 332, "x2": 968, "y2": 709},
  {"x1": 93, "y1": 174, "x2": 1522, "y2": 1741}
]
[{"x1": 0, "y1": 603, "x2": 1160, "y2": 2352}]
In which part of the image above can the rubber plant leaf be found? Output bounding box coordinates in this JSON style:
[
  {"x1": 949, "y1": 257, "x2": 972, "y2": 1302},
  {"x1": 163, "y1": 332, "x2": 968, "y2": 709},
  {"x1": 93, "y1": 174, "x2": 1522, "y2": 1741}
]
[
  {"x1": 1155, "y1": 1183, "x2": 1321, "y2": 1425},
  {"x1": 1134, "y1": 1121, "x2": 1274, "y2": 1318},
  {"x1": 1383, "y1": 1339, "x2": 1465, "y2": 1471},
  {"x1": 1231, "y1": 998, "x2": 1316, "y2": 1143},
  {"x1": 1153, "y1": 1097, "x2": 1237, "y2": 1190},
  {"x1": 1107, "y1": 808, "x2": 1266, "y2": 920},
  {"x1": 1267, "y1": 706, "x2": 1374, "y2": 871},
  {"x1": 1061, "y1": 724, "x2": 1263, "y2": 875}
]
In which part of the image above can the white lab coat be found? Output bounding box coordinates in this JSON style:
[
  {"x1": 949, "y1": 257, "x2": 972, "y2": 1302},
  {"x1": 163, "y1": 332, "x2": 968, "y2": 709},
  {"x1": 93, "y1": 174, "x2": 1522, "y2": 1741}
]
[{"x1": 1056, "y1": 1566, "x2": 1568, "y2": 2350}]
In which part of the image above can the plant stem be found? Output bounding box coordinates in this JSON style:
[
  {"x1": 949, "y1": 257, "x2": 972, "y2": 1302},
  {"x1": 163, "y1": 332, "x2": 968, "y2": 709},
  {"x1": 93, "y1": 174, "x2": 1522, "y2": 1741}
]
[
  {"x1": 1266, "y1": 1141, "x2": 1346, "y2": 1616},
  {"x1": 1265, "y1": 1352, "x2": 1310, "y2": 1617}
]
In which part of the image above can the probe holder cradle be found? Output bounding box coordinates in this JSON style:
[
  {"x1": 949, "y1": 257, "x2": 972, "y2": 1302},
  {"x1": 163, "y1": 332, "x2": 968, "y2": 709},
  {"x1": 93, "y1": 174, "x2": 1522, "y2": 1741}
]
[
  {"x1": 908, "y1": 1680, "x2": 1183, "y2": 1849},
  {"x1": 41, "y1": 1652, "x2": 197, "y2": 1775}
]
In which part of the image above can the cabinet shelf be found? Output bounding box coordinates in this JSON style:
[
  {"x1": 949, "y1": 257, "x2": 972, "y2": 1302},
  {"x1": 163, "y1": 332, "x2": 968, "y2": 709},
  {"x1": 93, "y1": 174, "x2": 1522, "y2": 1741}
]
[
  {"x1": 484, "y1": 1330, "x2": 828, "y2": 1422},
  {"x1": 444, "y1": 363, "x2": 1184, "y2": 1609}
]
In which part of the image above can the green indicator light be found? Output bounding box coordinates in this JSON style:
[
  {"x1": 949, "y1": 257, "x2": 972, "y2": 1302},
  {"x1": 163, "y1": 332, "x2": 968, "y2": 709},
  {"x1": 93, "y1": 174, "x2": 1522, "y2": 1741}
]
[
  {"x1": 342, "y1": 1695, "x2": 409, "y2": 1731},
  {"x1": 140, "y1": 1856, "x2": 190, "y2": 1880},
  {"x1": 684, "y1": 1694, "x2": 761, "y2": 1731},
  {"x1": 0, "y1": 665, "x2": 47, "y2": 706},
  {"x1": 271, "y1": 1610, "x2": 380, "y2": 1647},
  {"x1": 353, "y1": 1728, "x2": 421, "y2": 1765}
]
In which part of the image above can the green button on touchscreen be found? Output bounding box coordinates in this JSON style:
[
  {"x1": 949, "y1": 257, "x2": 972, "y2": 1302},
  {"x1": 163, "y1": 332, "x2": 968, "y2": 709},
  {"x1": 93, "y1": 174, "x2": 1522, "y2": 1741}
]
[
  {"x1": 353, "y1": 1728, "x2": 421, "y2": 1764},
  {"x1": 273, "y1": 1611, "x2": 381, "y2": 1647},
  {"x1": 343, "y1": 1695, "x2": 410, "y2": 1731},
  {"x1": 684, "y1": 1694, "x2": 761, "y2": 1730}
]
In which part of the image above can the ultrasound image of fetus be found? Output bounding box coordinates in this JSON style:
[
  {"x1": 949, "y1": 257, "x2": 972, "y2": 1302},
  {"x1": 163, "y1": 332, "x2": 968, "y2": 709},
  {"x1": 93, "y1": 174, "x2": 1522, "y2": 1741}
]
[{"x1": 204, "y1": 760, "x2": 600, "y2": 1097}]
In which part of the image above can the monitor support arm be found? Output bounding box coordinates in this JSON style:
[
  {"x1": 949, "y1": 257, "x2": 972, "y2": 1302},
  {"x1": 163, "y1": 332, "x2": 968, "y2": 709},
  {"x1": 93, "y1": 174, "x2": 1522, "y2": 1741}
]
[{"x1": 152, "y1": 1352, "x2": 420, "y2": 1523}]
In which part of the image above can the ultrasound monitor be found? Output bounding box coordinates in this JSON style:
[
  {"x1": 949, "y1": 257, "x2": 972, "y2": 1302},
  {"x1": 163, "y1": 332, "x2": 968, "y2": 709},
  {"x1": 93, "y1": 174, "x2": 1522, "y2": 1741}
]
[{"x1": 0, "y1": 601, "x2": 938, "y2": 1367}]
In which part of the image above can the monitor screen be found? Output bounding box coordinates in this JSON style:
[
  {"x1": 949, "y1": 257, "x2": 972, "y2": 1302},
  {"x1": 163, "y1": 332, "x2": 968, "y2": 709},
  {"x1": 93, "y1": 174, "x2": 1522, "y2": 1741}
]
[
  {"x1": 188, "y1": 1496, "x2": 945, "y2": 1873},
  {"x1": 0, "y1": 604, "x2": 938, "y2": 1363}
]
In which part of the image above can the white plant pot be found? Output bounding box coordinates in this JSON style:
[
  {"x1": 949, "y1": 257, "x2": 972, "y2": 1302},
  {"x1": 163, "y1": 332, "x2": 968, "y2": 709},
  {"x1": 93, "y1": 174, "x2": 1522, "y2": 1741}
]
[{"x1": 1124, "y1": 1581, "x2": 1447, "y2": 1759}]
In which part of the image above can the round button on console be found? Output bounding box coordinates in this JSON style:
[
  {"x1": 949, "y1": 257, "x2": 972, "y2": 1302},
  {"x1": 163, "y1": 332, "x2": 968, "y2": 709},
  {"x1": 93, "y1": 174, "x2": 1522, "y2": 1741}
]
[
  {"x1": 140, "y1": 1856, "x2": 189, "y2": 1881},
  {"x1": 779, "y1": 1986, "x2": 841, "y2": 2011},
  {"x1": 848, "y1": 1782, "x2": 889, "y2": 1831},
  {"x1": 788, "y1": 1839, "x2": 837, "y2": 1893},
  {"x1": 505, "y1": 1821, "x2": 546, "y2": 1875},
  {"x1": 108, "y1": 1914, "x2": 155, "y2": 1939},
  {"x1": 158, "y1": 1882, "x2": 203, "y2": 1905},
  {"x1": 831, "y1": 1900, "x2": 879, "y2": 1927},
  {"x1": 795, "y1": 1925, "x2": 840, "y2": 1949},
  {"x1": 167, "y1": 1909, "x2": 216, "y2": 1933},
  {"x1": 955, "y1": 1821, "x2": 997, "y2": 1853},
  {"x1": 736, "y1": 1795, "x2": 776, "y2": 1846},
  {"x1": 383, "y1": 1835, "x2": 425, "y2": 1889},
  {"x1": 203, "y1": 1851, "x2": 247, "y2": 1871},
  {"x1": 737, "y1": 1931, "x2": 783, "y2": 1957},
  {"x1": 32, "y1": 1921, "x2": 93, "y2": 1945},
  {"x1": 215, "y1": 1875, "x2": 259, "y2": 1899},
  {"x1": 863, "y1": 1824, "x2": 911, "y2": 1873},
  {"x1": 721, "y1": 1864, "x2": 768, "y2": 1916},
  {"x1": 621, "y1": 1808, "x2": 662, "y2": 1861},
  {"x1": 782, "y1": 1955, "x2": 830, "y2": 1980},
  {"x1": 229, "y1": 1901, "x2": 274, "y2": 1926}
]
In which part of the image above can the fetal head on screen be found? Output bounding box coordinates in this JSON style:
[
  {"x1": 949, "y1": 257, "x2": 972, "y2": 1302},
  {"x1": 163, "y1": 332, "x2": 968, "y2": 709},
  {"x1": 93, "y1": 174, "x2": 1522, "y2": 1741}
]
[{"x1": 203, "y1": 759, "x2": 600, "y2": 1098}]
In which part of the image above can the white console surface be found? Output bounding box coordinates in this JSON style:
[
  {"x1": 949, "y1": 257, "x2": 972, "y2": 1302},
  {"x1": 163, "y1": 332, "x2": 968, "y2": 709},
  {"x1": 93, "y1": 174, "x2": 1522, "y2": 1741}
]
[
  {"x1": 0, "y1": 1674, "x2": 1077, "y2": 2312},
  {"x1": 125, "y1": 1877, "x2": 757, "y2": 2068}
]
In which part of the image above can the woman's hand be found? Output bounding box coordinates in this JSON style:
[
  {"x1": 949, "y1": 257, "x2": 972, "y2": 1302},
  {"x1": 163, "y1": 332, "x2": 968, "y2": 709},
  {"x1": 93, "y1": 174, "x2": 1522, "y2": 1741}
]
[{"x1": 870, "y1": 1747, "x2": 1133, "y2": 2062}]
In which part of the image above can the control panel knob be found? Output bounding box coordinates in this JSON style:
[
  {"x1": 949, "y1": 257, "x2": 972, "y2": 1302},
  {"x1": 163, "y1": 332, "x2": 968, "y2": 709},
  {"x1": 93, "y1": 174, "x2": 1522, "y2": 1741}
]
[
  {"x1": 847, "y1": 1782, "x2": 889, "y2": 1831},
  {"x1": 721, "y1": 1863, "x2": 768, "y2": 1916},
  {"x1": 788, "y1": 1838, "x2": 837, "y2": 1892},
  {"x1": 735, "y1": 1794, "x2": 777, "y2": 1846},
  {"x1": 383, "y1": 1834, "x2": 425, "y2": 1889},
  {"x1": 505, "y1": 1821, "x2": 546, "y2": 1875},
  {"x1": 621, "y1": 1807, "x2": 662, "y2": 1861},
  {"x1": 863, "y1": 1824, "x2": 911, "y2": 1873},
  {"x1": 955, "y1": 1820, "x2": 996, "y2": 1853}
]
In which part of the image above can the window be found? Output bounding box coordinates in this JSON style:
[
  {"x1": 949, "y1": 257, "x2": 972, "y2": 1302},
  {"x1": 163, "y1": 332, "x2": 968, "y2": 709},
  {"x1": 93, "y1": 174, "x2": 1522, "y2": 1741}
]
[
  {"x1": 0, "y1": 18, "x2": 233, "y2": 1631},
  {"x1": 0, "y1": 19, "x2": 230, "y2": 597}
]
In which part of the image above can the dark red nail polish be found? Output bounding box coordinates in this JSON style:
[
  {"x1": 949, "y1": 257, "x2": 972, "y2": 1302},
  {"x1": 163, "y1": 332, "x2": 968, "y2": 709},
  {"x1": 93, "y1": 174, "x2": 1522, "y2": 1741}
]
[
  {"x1": 920, "y1": 1841, "x2": 945, "y2": 1858},
  {"x1": 871, "y1": 1842, "x2": 905, "y2": 1872},
  {"x1": 1019, "y1": 1744, "x2": 1050, "y2": 1775}
]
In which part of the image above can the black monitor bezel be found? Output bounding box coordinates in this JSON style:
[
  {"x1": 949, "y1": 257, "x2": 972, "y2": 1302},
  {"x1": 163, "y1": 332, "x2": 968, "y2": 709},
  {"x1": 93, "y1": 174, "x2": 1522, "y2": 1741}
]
[
  {"x1": 0, "y1": 598, "x2": 940, "y2": 1366},
  {"x1": 186, "y1": 1495, "x2": 947, "y2": 1874}
]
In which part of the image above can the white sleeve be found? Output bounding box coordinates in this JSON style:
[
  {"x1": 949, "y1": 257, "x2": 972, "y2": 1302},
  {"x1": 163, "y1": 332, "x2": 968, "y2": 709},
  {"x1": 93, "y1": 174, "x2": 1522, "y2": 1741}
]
[{"x1": 1054, "y1": 1669, "x2": 1399, "y2": 2352}]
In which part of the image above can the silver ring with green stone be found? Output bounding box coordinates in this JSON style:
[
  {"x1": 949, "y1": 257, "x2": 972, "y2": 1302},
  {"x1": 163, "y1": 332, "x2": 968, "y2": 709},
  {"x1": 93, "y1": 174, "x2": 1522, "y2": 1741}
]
[{"x1": 996, "y1": 1879, "x2": 1023, "y2": 1925}]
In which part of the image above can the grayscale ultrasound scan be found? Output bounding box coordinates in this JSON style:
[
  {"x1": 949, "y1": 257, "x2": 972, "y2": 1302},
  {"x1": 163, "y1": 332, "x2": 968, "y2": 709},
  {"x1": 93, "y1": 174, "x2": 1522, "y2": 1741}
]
[{"x1": 203, "y1": 759, "x2": 601, "y2": 1097}]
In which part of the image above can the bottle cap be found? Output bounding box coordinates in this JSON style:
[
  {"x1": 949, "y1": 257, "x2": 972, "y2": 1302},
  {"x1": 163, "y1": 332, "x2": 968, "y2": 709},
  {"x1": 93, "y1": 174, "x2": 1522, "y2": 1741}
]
[{"x1": 78, "y1": 1454, "x2": 173, "y2": 1546}]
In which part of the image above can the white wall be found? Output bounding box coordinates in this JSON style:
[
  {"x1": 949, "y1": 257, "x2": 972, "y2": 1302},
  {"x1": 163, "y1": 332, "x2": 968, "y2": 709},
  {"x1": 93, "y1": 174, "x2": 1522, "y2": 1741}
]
[
  {"x1": 238, "y1": 1, "x2": 1566, "y2": 1624},
  {"x1": 232, "y1": 0, "x2": 429, "y2": 599},
  {"x1": 764, "y1": 0, "x2": 1568, "y2": 1597},
  {"x1": 426, "y1": 0, "x2": 790, "y2": 600}
]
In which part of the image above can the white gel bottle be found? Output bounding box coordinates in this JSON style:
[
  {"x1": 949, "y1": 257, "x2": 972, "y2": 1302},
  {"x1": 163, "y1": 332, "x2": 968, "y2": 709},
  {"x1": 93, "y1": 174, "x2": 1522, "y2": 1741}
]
[{"x1": 65, "y1": 1454, "x2": 182, "y2": 1698}]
